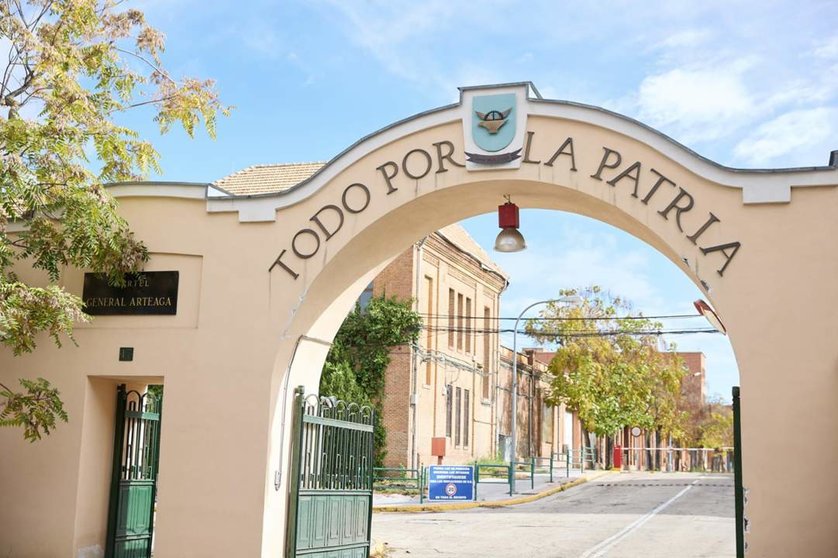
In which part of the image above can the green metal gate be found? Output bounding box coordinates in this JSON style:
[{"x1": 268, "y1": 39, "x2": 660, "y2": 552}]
[
  {"x1": 105, "y1": 385, "x2": 163, "y2": 558},
  {"x1": 286, "y1": 387, "x2": 375, "y2": 558}
]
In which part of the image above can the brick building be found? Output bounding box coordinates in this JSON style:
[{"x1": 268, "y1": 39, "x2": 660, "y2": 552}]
[
  {"x1": 370, "y1": 226, "x2": 587, "y2": 468},
  {"x1": 496, "y1": 347, "x2": 578, "y2": 462},
  {"x1": 370, "y1": 224, "x2": 508, "y2": 468}
]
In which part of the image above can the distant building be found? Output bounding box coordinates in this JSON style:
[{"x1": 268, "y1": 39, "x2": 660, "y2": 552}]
[
  {"x1": 370, "y1": 224, "x2": 508, "y2": 468},
  {"x1": 369, "y1": 227, "x2": 588, "y2": 468},
  {"x1": 496, "y1": 347, "x2": 577, "y2": 462},
  {"x1": 677, "y1": 351, "x2": 706, "y2": 408}
]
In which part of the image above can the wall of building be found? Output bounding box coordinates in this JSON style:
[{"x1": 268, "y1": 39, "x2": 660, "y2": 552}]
[{"x1": 376, "y1": 229, "x2": 506, "y2": 468}]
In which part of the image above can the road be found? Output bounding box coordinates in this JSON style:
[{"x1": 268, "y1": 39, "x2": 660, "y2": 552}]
[{"x1": 371, "y1": 472, "x2": 735, "y2": 558}]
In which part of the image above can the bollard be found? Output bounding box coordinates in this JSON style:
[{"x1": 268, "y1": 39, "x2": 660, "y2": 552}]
[
  {"x1": 508, "y1": 462, "x2": 513, "y2": 496},
  {"x1": 474, "y1": 461, "x2": 478, "y2": 501},
  {"x1": 566, "y1": 451, "x2": 570, "y2": 478},
  {"x1": 549, "y1": 454, "x2": 554, "y2": 483},
  {"x1": 530, "y1": 458, "x2": 535, "y2": 490},
  {"x1": 419, "y1": 464, "x2": 424, "y2": 504}
]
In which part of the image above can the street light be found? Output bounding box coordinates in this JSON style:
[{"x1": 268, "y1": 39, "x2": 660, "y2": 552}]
[
  {"x1": 510, "y1": 294, "x2": 582, "y2": 493},
  {"x1": 494, "y1": 197, "x2": 527, "y2": 253},
  {"x1": 694, "y1": 299, "x2": 727, "y2": 335}
]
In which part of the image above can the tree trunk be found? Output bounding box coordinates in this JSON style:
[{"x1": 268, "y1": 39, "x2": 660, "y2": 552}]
[
  {"x1": 580, "y1": 426, "x2": 588, "y2": 468},
  {"x1": 655, "y1": 429, "x2": 662, "y2": 470},
  {"x1": 645, "y1": 431, "x2": 653, "y2": 472}
]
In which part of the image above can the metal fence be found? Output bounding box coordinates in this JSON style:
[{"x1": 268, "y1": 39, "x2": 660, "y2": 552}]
[
  {"x1": 474, "y1": 462, "x2": 514, "y2": 497},
  {"x1": 558, "y1": 448, "x2": 597, "y2": 473},
  {"x1": 373, "y1": 466, "x2": 426, "y2": 503},
  {"x1": 618, "y1": 447, "x2": 734, "y2": 473}
]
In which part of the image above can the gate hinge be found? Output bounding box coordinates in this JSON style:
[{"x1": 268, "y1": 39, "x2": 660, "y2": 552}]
[{"x1": 274, "y1": 470, "x2": 281, "y2": 491}]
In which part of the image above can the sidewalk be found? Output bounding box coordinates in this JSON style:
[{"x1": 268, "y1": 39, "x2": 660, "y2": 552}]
[{"x1": 373, "y1": 469, "x2": 610, "y2": 512}]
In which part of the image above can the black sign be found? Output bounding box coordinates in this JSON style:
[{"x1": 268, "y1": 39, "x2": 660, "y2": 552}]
[{"x1": 83, "y1": 271, "x2": 179, "y2": 316}]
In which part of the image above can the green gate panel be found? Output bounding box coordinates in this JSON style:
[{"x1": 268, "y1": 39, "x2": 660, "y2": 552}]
[
  {"x1": 116, "y1": 481, "x2": 155, "y2": 536},
  {"x1": 114, "y1": 538, "x2": 152, "y2": 558},
  {"x1": 106, "y1": 387, "x2": 162, "y2": 558},
  {"x1": 287, "y1": 389, "x2": 374, "y2": 558}
]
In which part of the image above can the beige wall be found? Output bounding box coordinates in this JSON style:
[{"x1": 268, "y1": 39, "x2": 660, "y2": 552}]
[{"x1": 2, "y1": 84, "x2": 838, "y2": 557}]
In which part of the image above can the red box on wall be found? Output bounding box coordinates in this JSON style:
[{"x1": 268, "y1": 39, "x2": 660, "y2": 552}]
[{"x1": 431, "y1": 437, "x2": 446, "y2": 457}]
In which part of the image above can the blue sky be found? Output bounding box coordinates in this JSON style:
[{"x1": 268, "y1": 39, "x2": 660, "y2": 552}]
[{"x1": 129, "y1": 0, "x2": 838, "y2": 400}]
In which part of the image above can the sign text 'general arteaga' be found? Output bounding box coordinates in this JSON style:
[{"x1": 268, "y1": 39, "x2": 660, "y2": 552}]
[{"x1": 83, "y1": 271, "x2": 179, "y2": 316}]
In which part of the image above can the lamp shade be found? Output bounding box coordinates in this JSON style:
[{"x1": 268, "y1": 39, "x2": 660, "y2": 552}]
[{"x1": 494, "y1": 227, "x2": 527, "y2": 252}]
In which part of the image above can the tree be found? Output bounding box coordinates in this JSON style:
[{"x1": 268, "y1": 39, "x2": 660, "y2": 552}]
[
  {"x1": 0, "y1": 0, "x2": 229, "y2": 440},
  {"x1": 698, "y1": 398, "x2": 733, "y2": 449},
  {"x1": 319, "y1": 295, "x2": 421, "y2": 466},
  {"x1": 526, "y1": 286, "x2": 686, "y2": 467}
]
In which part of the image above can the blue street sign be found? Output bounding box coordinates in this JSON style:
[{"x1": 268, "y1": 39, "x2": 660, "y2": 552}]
[{"x1": 427, "y1": 465, "x2": 475, "y2": 501}]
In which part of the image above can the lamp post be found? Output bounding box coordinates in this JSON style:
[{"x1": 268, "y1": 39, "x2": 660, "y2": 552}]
[{"x1": 509, "y1": 295, "x2": 581, "y2": 493}]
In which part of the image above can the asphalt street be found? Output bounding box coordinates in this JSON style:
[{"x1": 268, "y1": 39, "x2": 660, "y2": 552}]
[{"x1": 371, "y1": 472, "x2": 735, "y2": 558}]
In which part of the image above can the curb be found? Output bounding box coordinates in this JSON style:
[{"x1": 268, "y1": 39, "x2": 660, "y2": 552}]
[{"x1": 373, "y1": 470, "x2": 613, "y2": 513}]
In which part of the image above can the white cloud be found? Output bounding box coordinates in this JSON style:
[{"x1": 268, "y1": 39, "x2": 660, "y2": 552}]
[
  {"x1": 317, "y1": 0, "x2": 460, "y2": 88},
  {"x1": 636, "y1": 64, "x2": 757, "y2": 142},
  {"x1": 813, "y1": 36, "x2": 838, "y2": 60},
  {"x1": 733, "y1": 107, "x2": 837, "y2": 165},
  {"x1": 654, "y1": 28, "x2": 714, "y2": 51}
]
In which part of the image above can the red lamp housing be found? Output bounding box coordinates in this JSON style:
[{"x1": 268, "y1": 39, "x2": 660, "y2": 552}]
[{"x1": 498, "y1": 202, "x2": 520, "y2": 229}]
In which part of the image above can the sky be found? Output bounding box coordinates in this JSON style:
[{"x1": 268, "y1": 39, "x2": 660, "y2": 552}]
[{"x1": 124, "y1": 0, "x2": 838, "y2": 400}]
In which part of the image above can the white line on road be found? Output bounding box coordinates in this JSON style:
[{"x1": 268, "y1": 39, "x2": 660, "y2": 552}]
[{"x1": 579, "y1": 479, "x2": 700, "y2": 558}]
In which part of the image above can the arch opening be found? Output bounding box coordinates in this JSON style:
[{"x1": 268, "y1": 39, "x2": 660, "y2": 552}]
[{"x1": 268, "y1": 178, "x2": 741, "y2": 556}]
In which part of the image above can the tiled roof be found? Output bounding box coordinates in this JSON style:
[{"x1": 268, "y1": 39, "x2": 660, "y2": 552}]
[
  {"x1": 437, "y1": 223, "x2": 507, "y2": 279},
  {"x1": 213, "y1": 162, "x2": 325, "y2": 196}
]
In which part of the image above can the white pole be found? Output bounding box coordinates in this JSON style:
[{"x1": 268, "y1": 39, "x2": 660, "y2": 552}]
[{"x1": 509, "y1": 295, "x2": 581, "y2": 493}]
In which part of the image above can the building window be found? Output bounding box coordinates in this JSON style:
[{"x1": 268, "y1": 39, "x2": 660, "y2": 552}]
[
  {"x1": 465, "y1": 297, "x2": 472, "y2": 354},
  {"x1": 445, "y1": 384, "x2": 453, "y2": 437},
  {"x1": 358, "y1": 281, "x2": 374, "y2": 310},
  {"x1": 464, "y1": 389, "x2": 470, "y2": 447},
  {"x1": 457, "y1": 293, "x2": 464, "y2": 351},
  {"x1": 455, "y1": 387, "x2": 462, "y2": 446},
  {"x1": 425, "y1": 276, "x2": 434, "y2": 385},
  {"x1": 448, "y1": 289, "x2": 455, "y2": 349},
  {"x1": 482, "y1": 306, "x2": 491, "y2": 400}
]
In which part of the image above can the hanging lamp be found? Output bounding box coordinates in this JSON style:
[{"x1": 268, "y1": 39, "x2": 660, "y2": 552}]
[{"x1": 494, "y1": 196, "x2": 526, "y2": 252}]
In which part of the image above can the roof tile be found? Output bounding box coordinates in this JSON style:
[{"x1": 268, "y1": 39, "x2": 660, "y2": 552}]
[{"x1": 213, "y1": 162, "x2": 325, "y2": 195}]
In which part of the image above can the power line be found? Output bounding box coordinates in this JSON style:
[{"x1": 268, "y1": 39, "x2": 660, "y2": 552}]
[
  {"x1": 419, "y1": 325, "x2": 720, "y2": 337},
  {"x1": 417, "y1": 312, "x2": 702, "y2": 321}
]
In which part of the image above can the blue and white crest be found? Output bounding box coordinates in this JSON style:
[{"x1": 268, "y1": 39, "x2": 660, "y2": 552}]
[
  {"x1": 472, "y1": 93, "x2": 516, "y2": 152},
  {"x1": 461, "y1": 84, "x2": 528, "y2": 169}
]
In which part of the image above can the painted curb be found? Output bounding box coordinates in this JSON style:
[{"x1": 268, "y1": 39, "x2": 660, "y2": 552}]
[{"x1": 373, "y1": 471, "x2": 613, "y2": 513}]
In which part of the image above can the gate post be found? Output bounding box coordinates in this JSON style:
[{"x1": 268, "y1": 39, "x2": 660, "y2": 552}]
[
  {"x1": 105, "y1": 385, "x2": 127, "y2": 558},
  {"x1": 734, "y1": 386, "x2": 746, "y2": 557},
  {"x1": 284, "y1": 386, "x2": 305, "y2": 558}
]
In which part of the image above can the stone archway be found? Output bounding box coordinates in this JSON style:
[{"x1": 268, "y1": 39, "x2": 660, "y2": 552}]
[
  {"x1": 1, "y1": 82, "x2": 837, "y2": 558},
  {"x1": 253, "y1": 83, "x2": 838, "y2": 558}
]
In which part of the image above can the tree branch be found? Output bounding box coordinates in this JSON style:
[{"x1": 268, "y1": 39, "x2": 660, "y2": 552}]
[{"x1": 114, "y1": 47, "x2": 175, "y2": 84}]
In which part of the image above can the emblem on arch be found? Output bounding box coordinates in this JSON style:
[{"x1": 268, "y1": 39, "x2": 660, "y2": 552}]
[
  {"x1": 475, "y1": 107, "x2": 512, "y2": 134},
  {"x1": 465, "y1": 92, "x2": 523, "y2": 166}
]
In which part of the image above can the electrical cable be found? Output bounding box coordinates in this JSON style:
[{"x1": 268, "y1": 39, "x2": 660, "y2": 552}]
[{"x1": 417, "y1": 312, "x2": 703, "y2": 321}]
